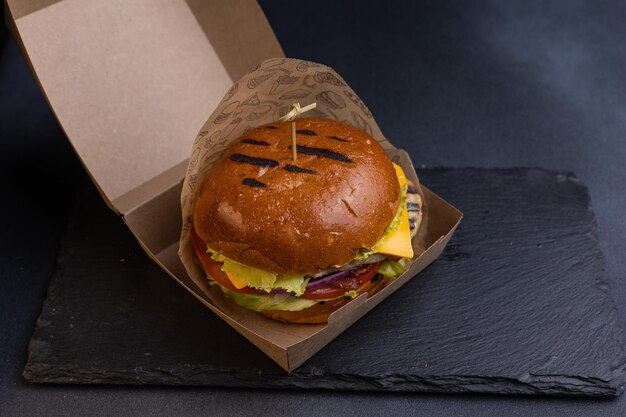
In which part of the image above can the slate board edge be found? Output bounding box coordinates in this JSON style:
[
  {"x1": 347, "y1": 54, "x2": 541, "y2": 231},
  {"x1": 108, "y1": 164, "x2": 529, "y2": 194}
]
[
  {"x1": 21, "y1": 361, "x2": 622, "y2": 397},
  {"x1": 573, "y1": 168, "x2": 626, "y2": 396}
]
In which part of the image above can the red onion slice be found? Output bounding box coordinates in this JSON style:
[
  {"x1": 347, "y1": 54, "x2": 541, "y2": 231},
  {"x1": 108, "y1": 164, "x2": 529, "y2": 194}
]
[{"x1": 305, "y1": 267, "x2": 359, "y2": 291}]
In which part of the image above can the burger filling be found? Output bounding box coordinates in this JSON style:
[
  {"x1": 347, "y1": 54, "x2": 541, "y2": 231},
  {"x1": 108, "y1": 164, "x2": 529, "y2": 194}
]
[{"x1": 192, "y1": 164, "x2": 419, "y2": 312}]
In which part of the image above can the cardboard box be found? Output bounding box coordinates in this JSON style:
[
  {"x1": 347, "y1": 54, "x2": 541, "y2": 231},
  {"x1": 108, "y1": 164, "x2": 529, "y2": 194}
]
[{"x1": 6, "y1": 0, "x2": 462, "y2": 371}]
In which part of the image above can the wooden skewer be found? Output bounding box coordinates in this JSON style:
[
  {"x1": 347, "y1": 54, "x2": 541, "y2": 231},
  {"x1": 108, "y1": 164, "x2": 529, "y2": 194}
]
[
  {"x1": 291, "y1": 120, "x2": 297, "y2": 161},
  {"x1": 277, "y1": 102, "x2": 317, "y2": 162}
]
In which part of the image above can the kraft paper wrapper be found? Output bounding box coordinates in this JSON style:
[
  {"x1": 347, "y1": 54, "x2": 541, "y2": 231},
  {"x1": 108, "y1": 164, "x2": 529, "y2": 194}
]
[{"x1": 178, "y1": 57, "x2": 429, "y2": 323}]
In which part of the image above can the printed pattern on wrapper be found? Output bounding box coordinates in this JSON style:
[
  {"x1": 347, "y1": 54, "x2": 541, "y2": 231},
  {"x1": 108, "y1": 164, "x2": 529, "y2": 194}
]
[{"x1": 178, "y1": 58, "x2": 421, "y2": 295}]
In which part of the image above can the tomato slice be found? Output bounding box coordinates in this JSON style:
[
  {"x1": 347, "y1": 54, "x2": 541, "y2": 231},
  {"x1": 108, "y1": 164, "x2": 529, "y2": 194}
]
[
  {"x1": 190, "y1": 227, "x2": 257, "y2": 294},
  {"x1": 302, "y1": 263, "x2": 380, "y2": 300}
]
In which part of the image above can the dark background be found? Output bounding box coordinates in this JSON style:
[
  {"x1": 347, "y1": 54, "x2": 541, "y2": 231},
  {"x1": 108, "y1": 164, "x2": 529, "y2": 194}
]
[{"x1": 2, "y1": 0, "x2": 625, "y2": 415}]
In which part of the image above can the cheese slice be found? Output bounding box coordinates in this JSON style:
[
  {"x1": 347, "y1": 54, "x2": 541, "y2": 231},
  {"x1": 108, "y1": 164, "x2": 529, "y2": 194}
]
[
  {"x1": 225, "y1": 271, "x2": 249, "y2": 289},
  {"x1": 393, "y1": 163, "x2": 407, "y2": 188},
  {"x1": 374, "y1": 164, "x2": 414, "y2": 259}
]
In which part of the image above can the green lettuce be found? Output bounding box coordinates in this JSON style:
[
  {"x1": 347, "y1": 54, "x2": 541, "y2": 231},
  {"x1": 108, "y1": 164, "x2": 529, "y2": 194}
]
[
  {"x1": 273, "y1": 274, "x2": 310, "y2": 296},
  {"x1": 355, "y1": 183, "x2": 408, "y2": 260},
  {"x1": 378, "y1": 258, "x2": 409, "y2": 280},
  {"x1": 206, "y1": 247, "x2": 308, "y2": 296},
  {"x1": 220, "y1": 287, "x2": 360, "y2": 312},
  {"x1": 222, "y1": 289, "x2": 319, "y2": 312}
]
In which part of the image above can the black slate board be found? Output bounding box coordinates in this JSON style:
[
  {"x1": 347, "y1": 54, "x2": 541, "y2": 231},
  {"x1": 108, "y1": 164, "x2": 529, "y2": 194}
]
[{"x1": 24, "y1": 168, "x2": 626, "y2": 396}]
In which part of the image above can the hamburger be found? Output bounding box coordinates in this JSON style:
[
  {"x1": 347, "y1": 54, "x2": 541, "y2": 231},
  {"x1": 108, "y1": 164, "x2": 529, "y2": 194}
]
[{"x1": 191, "y1": 118, "x2": 422, "y2": 323}]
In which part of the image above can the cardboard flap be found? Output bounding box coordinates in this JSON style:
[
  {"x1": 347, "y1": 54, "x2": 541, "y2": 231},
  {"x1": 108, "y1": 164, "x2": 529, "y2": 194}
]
[{"x1": 6, "y1": 0, "x2": 283, "y2": 213}]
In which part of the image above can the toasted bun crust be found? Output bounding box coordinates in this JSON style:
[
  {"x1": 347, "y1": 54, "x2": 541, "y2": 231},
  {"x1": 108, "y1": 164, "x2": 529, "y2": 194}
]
[
  {"x1": 193, "y1": 118, "x2": 400, "y2": 275},
  {"x1": 261, "y1": 275, "x2": 391, "y2": 324}
]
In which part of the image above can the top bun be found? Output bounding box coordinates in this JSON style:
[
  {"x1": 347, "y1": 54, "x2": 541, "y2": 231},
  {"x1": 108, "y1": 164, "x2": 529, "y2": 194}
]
[{"x1": 192, "y1": 118, "x2": 400, "y2": 275}]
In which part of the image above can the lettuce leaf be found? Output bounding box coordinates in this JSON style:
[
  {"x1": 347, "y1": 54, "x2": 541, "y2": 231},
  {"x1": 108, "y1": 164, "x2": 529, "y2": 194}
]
[
  {"x1": 378, "y1": 258, "x2": 409, "y2": 280},
  {"x1": 220, "y1": 287, "x2": 360, "y2": 312},
  {"x1": 221, "y1": 289, "x2": 319, "y2": 312},
  {"x1": 273, "y1": 274, "x2": 310, "y2": 297},
  {"x1": 206, "y1": 247, "x2": 308, "y2": 295}
]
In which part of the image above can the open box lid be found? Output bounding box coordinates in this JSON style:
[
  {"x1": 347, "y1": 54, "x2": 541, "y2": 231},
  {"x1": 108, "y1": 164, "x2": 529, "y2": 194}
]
[{"x1": 5, "y1": 0, "x2": 283, "y2": 214}]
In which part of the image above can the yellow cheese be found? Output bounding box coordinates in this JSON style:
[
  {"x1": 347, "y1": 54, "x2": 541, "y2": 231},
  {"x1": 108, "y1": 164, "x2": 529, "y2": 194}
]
[
  {"x1": 225, "y1": 271, "x2": 249, "y2": 289},
  {"x1": 375, "y1": 203, "x2": 414, "y2": 258},
  {"x1": 393, "y1": 163, "x2": 407, "y2": 188},
  {"x1": 374, "y1": 164, "x2": 414, "y2": 259}
]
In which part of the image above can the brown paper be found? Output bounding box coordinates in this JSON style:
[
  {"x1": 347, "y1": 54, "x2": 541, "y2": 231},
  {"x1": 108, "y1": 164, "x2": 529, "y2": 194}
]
[{"x1": 178, "y1": 58, "x2": 461, "y2": 370}]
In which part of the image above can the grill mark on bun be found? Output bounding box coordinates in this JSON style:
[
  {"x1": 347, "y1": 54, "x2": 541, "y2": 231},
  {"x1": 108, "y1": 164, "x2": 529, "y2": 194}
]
[
  {"x1": 284, "y1": 165, "x2": 317, "y2": 175},
  {"x1": 230, "y1": 153, "x2": 279, "y2": 167},
  {"x1": 293, "y1": 145, "x2": 353, "y2": 163},
  {"x1": 327, "y1": 135, "x2": 350, "y2": 142},
  {"x1": 242, "y1": 178, "x2": 267, "y2": 188},
  {"x1": 241, "y1": 138, "x2": 270, "y2": 146},
  {"x1": 265, "y1": 126, "x2": 278, "y2": 129},
  {"x1": 296, "y1": 129, "x2": 317, "y2": 136}
]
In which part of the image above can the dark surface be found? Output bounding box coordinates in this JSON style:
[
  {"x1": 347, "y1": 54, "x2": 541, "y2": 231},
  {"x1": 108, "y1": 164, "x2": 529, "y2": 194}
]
[
  {"x1": 2, "y1": 0, "x2": 626, "y2": 415},
  {"x1": 1, "y1": 13, "x2": 6, "y2": 48},
  {"x1": 23, "y1": 168, "x2": 626, "y2": 396}
]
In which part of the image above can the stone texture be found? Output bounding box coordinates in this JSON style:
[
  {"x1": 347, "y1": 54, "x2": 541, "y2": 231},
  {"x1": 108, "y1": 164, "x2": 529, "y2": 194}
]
[{"x1": 23, "y1": 168, "x2": 626, "y2": 396}]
